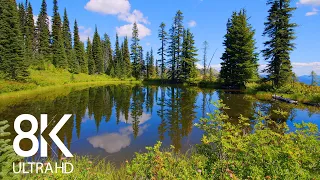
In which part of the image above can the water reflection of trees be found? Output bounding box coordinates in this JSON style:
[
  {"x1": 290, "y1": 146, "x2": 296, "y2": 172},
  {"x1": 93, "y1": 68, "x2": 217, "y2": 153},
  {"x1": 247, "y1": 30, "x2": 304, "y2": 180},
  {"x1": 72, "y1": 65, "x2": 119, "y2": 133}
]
[
  {"x1": 217, "y1": 91, "x2": 256, "y2": 121},
  {"x1": 156, "y1": 86, "x2": 198, "y2": 151},
  {"x1": 1, "y1": 85, "x2": 306, "y2": 159}
]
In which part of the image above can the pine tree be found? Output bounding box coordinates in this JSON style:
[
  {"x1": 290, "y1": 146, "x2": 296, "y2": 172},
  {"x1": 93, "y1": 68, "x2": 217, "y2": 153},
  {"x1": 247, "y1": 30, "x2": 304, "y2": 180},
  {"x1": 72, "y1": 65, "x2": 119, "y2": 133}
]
[
  {"x1": 87, "y1": 38, "x2": 95, "y2": 75},
  {"x1": 25, "y1": 2, "x2": 35, "y2": 65},
  {"x1": 92, "y1": 27, "x2": 104, "y2": 74},
  {"x1": 74, "y1": 20, "x2": 86, "y2": 73},
  {"x1": 167, "y1": 11, "x2": 184, "y2": 81},
  {"x1": 262, "y1": 0, "x2": 297, "y2": 88},
  {"x1": 181, "y1": 29, "x2": 198, "y2": 80},
  {"x1": 146, "y1": 51, "x2": 150, "y2": 79},
  {"x1": 147, "y1": 48, "x2": 155, "y2": 78},
  {"x1": 63, "y1": 8, "x2": 78, "y2": 73},
  {"x1": 52, "y1": 0, "x2": 67, "y2": 68},
  {"x1": 138, "y1": 46, "x2": 145, "y2": 78},
  {"x1": 35, "y1": 0, "x2": 51, "y2": 63},
  {"x1": 123, "y1": 36, "x2": 131, "y2": 78},
  {"x1": 131, "y1": 22, "x2": 141, "y2": 79},
  {"x1": 174, "y1": 10, "x2": 184, "y2": 80},
  {"x1": 158, "y1": 22, "x2": 168, "y2": 80},
  {"x1": 0, "y1": 121, "x2": 21, "y2": 179},
  {"x1": 220, "y1": 9, "x2": 259, "y2": 86},
  {"x1": 114, "y1": 34, "x2": 122, "y2": 77},
  {"x1": 0, "y1": 0, "x2": 29, "y2": 80},
  {"x1": 101, "y1": 33, "x2": 113, "y2": 75},
  {"x1": 311, "y1": 71, "x2": 318, "y2": 86},
  {"x1": 18, "y1": 3, "x2": 26, "y2": 40}
]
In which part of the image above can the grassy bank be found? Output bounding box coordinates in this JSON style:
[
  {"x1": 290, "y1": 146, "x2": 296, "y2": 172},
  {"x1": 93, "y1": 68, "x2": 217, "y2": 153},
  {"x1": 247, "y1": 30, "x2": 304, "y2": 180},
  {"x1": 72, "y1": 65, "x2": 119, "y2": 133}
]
[
  {"x1": 246, "y1": 82, "x2": 320, "y2": 104},
  {"x1": 0, "y1": 68, "x2": 139, "y2": 94}
]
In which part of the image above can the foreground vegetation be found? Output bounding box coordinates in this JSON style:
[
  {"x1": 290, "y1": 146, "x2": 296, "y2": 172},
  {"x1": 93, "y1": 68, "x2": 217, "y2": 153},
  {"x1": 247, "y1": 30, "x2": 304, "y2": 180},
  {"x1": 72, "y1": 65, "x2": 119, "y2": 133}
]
[{"x1": 1, "y1": 101, "x2": 319, "y2": 179}]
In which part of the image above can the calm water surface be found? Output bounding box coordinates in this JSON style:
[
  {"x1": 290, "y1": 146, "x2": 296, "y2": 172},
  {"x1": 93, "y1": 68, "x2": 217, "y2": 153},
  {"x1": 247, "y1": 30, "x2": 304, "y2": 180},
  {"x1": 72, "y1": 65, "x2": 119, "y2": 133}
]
[{"x1": 1, "y1": 84, "x2": 319, "y2": 165}]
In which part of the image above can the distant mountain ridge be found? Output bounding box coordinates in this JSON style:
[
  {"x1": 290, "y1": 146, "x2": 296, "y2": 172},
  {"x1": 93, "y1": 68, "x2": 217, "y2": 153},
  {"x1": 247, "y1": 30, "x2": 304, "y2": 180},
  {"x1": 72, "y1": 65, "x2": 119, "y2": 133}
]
[
  {"x1": 260, "y1": 75, "x2": 319, "y2": 86},
  {"x1": 298, "y1": 75, "x2": 320, "y2": 85}
]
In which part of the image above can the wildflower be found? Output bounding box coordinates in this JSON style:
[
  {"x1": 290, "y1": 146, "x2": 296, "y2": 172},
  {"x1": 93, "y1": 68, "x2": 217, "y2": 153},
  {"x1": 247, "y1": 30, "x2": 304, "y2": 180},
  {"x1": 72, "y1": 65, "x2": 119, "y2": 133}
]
[{"x1": 197, "y1": 169, "x2": 202, "y2": 173}]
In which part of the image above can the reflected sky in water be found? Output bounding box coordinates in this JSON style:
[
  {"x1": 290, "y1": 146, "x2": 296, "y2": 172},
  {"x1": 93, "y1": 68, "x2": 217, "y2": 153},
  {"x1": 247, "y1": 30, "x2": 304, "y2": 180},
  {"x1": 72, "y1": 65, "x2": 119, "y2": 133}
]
[{"x1": 1, "y1": 84, "x2": 319, "y2": 165}]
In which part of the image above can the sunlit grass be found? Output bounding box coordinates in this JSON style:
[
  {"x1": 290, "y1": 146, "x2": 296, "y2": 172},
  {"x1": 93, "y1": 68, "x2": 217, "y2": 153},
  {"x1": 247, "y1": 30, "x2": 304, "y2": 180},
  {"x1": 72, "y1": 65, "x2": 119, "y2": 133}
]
[
  {"x1": 0, "y1": 68, "x2": 141, "y2": 95},
  {"x1": 246, "y1": 82, "x2": 320, "y2": 104}
]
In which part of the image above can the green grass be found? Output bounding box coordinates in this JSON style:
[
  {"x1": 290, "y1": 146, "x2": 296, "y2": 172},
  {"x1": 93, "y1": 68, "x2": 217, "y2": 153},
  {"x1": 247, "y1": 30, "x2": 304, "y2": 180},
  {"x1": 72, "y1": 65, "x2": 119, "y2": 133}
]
[
  {"x1": 246, "y1": 82, "x2": 320, "y2": 104},
  {"x1": 0, "y1": 68, "x2": 140, "y2": 95}
]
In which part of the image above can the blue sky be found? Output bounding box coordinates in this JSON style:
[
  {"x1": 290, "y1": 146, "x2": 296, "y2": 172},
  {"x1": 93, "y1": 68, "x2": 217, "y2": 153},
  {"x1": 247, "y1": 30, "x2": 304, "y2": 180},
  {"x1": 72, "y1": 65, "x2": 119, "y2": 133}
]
[{"x1": 21, "y1": 0, "x2": 320, "y2": 75}]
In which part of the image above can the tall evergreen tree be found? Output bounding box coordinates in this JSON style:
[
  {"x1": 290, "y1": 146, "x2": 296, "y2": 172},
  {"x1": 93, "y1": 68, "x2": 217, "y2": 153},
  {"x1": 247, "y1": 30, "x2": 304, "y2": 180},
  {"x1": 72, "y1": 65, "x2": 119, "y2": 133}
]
[
  {"x1": 146, "y1": 51, "x2": 150, "y2": 79},
  {"x1": 181, "y1": 29, "x2": 198, "y2": 80},
  {"x1": 167, "y1": 11, "x2": 184, "y2": 81},
  {"x1": 25, "y1": 2, "x2": 35, "y2": 65},
  {"x1": 0, "y1": 0, "x2": 29, "y2": 80},
  {"x1": 262, "y1": 0, "x2": 297, "y2": 88},
  {"x1": 123, "y1": 36, "x2": 131, "y2": 78},
  {"x1": 114, "y1": 34, "x2": 122, "y2": 77},
  {"x1": 73, "y1": 20, "x2": 86, "y2": 73},
  {"x1": 18, "y1": 3, "x2": 26, "y2": 39},
  {"x1": 158, "y1": 22, "x2": 168, "y2": 80},
  {"x1": 35, "y1": 0, "x2": 51, "y2": 63},
  {"x1": 102, "y1": 34, "x2": 113, "y2": 76},
  {"x1": 220, "y1": 10, "x2": 259, "y2": 86},
  {"x1": 101, "y1": 33, "x2": 113, "y2": 75},
  {"x1": 63, "y1": 8, "x2": 78, "y2": 72},
  {"x1": 87, "y1": 38, "x2": 95, "y2": 75},
  {"x1": 147, "y1": 48, "x2": 155, "y2": 78},
  {"x1": 131, "y1": 22, "x2": 141, "y2": 79},
  {"x1": 92, "y1": 27, "x2": 104, "y2": 74},
  {"x1": 52, "y1": 0, "x2": 67, "y2": 68},
  {"x1": 138, "y1": 46, "x2": 145, "y2": 78}
]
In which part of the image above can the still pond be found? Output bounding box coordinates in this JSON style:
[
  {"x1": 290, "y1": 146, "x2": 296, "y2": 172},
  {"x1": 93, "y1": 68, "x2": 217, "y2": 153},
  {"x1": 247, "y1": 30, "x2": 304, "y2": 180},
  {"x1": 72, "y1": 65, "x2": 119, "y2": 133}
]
[{"x1": 1, "y1": 84, "x2": 319, "y2": 165}]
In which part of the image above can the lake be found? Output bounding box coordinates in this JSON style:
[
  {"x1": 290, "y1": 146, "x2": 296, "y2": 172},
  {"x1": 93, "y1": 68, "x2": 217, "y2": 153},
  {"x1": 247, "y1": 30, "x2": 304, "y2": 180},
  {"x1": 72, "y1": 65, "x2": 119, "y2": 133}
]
[{"x1": 1, "y1": 84, "x2": 319, "y2": 165}]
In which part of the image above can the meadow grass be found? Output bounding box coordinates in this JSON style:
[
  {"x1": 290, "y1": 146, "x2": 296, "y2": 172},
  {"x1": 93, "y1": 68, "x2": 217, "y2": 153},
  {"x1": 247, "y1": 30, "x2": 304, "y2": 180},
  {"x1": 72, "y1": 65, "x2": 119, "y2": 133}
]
[
  {"x1": 0, "y1": 68, "x2": 140, "y2": 95},
  {"x1": 246, "y1": 82, "x2": 320, "y2": 104}
]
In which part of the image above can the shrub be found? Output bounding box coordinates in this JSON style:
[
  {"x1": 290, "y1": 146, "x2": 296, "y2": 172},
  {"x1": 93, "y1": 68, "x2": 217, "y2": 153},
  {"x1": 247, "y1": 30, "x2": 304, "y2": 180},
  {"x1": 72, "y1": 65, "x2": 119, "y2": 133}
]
[{"x1": 195, "y1": 100, "x2": 320, "y2": 179}]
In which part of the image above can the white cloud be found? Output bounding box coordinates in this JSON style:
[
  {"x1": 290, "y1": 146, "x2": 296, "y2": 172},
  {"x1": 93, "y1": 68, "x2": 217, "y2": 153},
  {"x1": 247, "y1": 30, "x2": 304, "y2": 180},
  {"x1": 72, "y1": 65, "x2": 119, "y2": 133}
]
[
  {"x1": 306, "y1": 8, "x2": 319, "y2": 16},
  {"x1": 188, "y1": 20, "x2": 197, "y2": 28},
  {"x1": 85, "y1": 0, "x2": 151, "y2": 39},
  {"x1": 146, "y1": 42, "x2": 151, "y2": 46},
  {"x1": 116, "y1": 23, "x2": 151, "y2": 39},
  {"x1": 118, "y1": 10, "x2": 150, "y2": 24},
  {"x1": 298, "y1": 0, "x2": 320, "y2": 6},
  {"x1": 79, "y1": 26, "x2": 93, "y2": 42},
  {"x1": 87, "y1": 124, "x2": 149, "y2": 153},
  {"x1": 85, "y1": 0, "x2": 130, "y2": 15},
  {"x1": 88, "y1": 133, "x2": 131, "y2": 153}
]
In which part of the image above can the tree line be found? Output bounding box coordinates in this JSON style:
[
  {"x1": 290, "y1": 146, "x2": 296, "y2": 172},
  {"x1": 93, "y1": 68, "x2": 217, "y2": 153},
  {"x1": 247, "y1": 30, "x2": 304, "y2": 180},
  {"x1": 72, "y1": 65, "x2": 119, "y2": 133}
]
[
  {"x1": 0, "y1": 0, "x2": 198, "y2": 82},
  {"x1": 0, "y1": 0, "x2": 316, "y2": 88}
]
